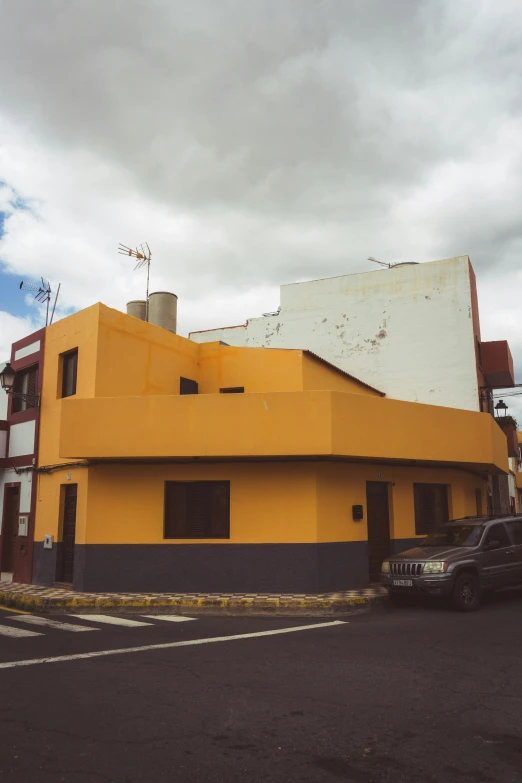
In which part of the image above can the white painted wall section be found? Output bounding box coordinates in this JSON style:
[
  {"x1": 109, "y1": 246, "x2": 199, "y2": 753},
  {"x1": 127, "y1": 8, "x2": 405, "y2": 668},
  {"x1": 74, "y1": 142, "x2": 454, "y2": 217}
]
[
  {"x1": 8, "y1": 420, "x2": 36, "y2": 458},
  {"x1": 14, "y1": 340, "x2": 40, "y2": 361},
  {"x1": 0, "y1": 469, "x2": 32, "y2": 533},
  {"x1": 190, "y1": 257, "x2": 480, "y2": 411}
]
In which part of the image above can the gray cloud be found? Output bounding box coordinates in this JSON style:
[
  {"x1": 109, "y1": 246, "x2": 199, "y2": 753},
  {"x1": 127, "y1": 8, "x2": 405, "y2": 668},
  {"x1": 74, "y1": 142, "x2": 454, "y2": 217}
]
[{"x1": 1, "y1": 0, "x2": 522, "y2": 404}]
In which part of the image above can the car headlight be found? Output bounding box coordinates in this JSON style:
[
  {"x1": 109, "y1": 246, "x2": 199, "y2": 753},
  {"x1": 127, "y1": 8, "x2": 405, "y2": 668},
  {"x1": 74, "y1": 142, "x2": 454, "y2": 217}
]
[
  {"x1": 381, "y1": 561, "x2": 390, "y2": 573},
  {"x1": 423, "y1": 561, "x2": 447, "y2": 574}
]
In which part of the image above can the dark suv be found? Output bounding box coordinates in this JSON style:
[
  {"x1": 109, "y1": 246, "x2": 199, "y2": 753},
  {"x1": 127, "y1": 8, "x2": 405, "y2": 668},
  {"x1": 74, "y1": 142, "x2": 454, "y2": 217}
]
[{"x1": 381, "y1": 515, "x2": 522, "y2": 611}]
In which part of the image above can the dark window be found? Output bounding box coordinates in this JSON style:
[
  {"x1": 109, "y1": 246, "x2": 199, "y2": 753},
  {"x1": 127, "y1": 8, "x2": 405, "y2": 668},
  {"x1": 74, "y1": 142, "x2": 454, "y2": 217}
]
[
  {"x1": 475, "y1": 488, "x2": 483, "y2": 516},
  {"x1": 483, "y1": 523, "x2": 510, "y2": 548},
  {"x1": 507, "y1": 520, "x2": 522, "y2": 546},
  {"x1": 413, "y1": 483, "x2": 449, "y2": 535},
  {"x1": 220, "y1": 387, "x2": 244, "y2": 394},
  {"x1": 11, "y1": 366, "x2": 38, "y2": 413},
  {"x1": 164, "y1": 481, "x2": 230, "y2": 539},
  {"x1": 180, "y1": 377, "x2": 199, "y2": 395},
  {"x1": 61, "y1": 349, "x2": 78, "y2": 398}
]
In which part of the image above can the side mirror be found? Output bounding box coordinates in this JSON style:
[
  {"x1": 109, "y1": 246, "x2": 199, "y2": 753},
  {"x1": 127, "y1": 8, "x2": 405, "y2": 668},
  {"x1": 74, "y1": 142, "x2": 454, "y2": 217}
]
[{"x1": 483, "y1": 539, "x2": 501, "y2": 552}]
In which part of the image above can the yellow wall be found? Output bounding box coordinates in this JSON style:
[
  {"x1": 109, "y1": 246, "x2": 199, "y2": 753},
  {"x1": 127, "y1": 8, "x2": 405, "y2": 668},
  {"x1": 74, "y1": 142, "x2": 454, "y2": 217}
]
[
  {"x1": 95, "y1": 308, "x2": 199, "y2": 398},
  {"x1": 35, "y1": 460, "x2": 486, "y2": 546},
  {"x1": 301, "y1": 353, "x2": 382, "y2": 396},
  {"x1": 35, "y1": 462, "x2": 319, "y2": 545},
  {"x1": 59, "y1": 389, "x2": 507, "y2": 473},
  {"x1": 38, "y1": 304, "x2": 101, "y2": 467},
  {"x1": 197, "y1": 343, "x2": 304, "y2": 394},
  {"x1": 316, "y1": 462, "x2": 486, "y2": 543}
]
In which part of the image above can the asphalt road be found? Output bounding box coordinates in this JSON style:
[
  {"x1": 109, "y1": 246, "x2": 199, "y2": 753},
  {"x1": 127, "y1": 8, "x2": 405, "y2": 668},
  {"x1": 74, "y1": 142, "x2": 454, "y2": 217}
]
[{"x1": 1, "y1": 591, "x2": 522, "y2": 783}]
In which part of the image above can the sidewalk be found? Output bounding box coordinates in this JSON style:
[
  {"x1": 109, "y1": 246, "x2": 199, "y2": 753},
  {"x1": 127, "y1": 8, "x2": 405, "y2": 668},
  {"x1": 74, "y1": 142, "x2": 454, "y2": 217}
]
[{"x1": 0, "y1": 582, "x2": 387, "y2": 616}]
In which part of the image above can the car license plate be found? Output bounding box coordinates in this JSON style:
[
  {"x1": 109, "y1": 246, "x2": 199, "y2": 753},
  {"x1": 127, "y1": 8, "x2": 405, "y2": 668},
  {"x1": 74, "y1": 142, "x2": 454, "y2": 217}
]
[{"x1": 392, "y1": 579, "x2": 413, "y2": 587}]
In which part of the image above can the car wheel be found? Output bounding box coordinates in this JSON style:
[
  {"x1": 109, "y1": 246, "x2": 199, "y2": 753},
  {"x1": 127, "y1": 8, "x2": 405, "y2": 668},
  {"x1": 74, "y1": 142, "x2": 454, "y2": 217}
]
[{"x1": 451, "y1": 572, "x2": 481, "y2": 612}]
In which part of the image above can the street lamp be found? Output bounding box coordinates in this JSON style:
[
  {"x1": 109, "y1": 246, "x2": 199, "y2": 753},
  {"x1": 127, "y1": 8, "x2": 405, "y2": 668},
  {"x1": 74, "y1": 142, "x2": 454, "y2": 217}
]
[
  {"x1": 494, "y1": 399, "x2": 508, "y2": 418},
  {"x1": 0, "y1": 362, "x2": 40, "y2": 408},
  {"x1": 0, "y1": 362, "x2": 16, "y2": 393}
]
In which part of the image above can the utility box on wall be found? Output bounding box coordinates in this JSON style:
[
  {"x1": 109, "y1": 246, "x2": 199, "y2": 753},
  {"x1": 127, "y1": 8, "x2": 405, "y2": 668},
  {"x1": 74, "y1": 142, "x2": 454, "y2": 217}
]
[
  {"x1": 352, "y1": 505, "x2": 364, "y2": 521},
  {"x1": 18, "y1": 515, "x2": 29, "y2": 537}
]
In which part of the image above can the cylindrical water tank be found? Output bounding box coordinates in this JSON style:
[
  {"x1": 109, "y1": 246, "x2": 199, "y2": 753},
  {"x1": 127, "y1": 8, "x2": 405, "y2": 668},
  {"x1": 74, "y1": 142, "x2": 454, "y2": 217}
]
[
  {"x1": 148, "y1": 292, "x2": 178, "y2": 333},
  {"x1": 126, "y1": 300, "x2": 147, "y2": 321}
]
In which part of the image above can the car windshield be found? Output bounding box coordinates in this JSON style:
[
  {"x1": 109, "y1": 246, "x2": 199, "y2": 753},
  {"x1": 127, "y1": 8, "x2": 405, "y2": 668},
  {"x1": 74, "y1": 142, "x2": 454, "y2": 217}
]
[{"x1": 422, "y1": 525, "x2": 483, "y2": 547}]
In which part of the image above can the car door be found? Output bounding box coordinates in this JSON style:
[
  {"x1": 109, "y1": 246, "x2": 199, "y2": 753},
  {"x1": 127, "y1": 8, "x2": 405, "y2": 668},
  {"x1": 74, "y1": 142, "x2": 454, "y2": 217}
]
[
  {"x1": 480, "y1": 523, "x2": 517, "y2": 587},
  {"x1": 506, "y1": 520, "x2": 522, "y2": 585}
]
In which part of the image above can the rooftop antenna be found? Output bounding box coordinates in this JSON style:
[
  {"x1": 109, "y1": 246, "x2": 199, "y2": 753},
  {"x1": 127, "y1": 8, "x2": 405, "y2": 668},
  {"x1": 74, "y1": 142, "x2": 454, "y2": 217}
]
[
  {"x1": 19, "y1": 277, "x2": 55, "y2": 326},
  {"x1": 118, "y1": 242, "x2": 152, "y2": 321},
  {"x1": 368, "y1": 256, "x2": 392, "y2": 268}
]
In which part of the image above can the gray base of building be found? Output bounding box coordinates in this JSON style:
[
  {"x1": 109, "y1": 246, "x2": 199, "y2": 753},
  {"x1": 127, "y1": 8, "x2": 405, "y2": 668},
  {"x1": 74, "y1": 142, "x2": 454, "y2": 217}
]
[{"x1": 32, "y1": 539, "x2": 420, "y2": 594}]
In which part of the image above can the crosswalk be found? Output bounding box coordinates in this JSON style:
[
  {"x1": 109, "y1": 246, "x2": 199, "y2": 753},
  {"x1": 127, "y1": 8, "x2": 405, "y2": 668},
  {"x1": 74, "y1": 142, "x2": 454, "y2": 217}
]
[{"x1": 0, "y1": 613, "x2": 197, "y2": 639}]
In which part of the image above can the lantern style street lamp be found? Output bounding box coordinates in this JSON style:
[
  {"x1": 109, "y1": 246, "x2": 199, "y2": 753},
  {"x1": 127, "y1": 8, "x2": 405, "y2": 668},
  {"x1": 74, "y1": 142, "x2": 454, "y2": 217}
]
[{"x1": 0, "y1": 362, "x2": 40, "y2": 408}]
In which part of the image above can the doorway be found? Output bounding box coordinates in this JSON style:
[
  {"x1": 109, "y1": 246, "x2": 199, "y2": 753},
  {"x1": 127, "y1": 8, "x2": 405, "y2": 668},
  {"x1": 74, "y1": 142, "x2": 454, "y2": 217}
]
[
  {"x1": 1, "y1": 486, "x2": 20, "y2": 574},
  {"x1": 57, "y1": 484, "x2": 78, "y2": 584},
  {"x1": 366, "y1": 481, "x2": 391, "y2": 583}
]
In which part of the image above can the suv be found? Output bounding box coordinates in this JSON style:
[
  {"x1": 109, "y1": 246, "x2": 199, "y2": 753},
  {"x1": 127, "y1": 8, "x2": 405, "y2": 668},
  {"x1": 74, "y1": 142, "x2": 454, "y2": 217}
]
[{"x1": 381, "y1": 515, "x2": 522, "y2": 611}]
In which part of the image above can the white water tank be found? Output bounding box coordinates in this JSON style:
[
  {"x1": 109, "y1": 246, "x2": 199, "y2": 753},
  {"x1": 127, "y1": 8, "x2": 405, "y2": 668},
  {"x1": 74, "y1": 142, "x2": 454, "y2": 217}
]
[
  {"x1": 126, "y1": 300, "x2": 147, "y2": 321},
  {"x1": 148, "y1": 292, "x2": 178, "y2": 333}
]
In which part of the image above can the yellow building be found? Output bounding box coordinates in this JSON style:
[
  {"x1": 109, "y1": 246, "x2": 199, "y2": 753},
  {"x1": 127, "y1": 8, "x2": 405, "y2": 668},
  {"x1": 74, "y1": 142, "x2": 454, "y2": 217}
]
[{"x1": 32, "y1": 303, "x2": 508, "y2": 593}]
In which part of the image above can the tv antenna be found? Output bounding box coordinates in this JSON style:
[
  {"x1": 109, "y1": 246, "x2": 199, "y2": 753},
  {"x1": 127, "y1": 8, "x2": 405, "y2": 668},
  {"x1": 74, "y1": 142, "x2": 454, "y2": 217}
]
[
  {"x1": 118, "y1": 242, "x2": 152, "y2": 321},
  {"x1": 368, "y1": 256, "x2": 392, "y2": 268},
  {"x1": 19, "y1": 278, "x2": 61, "y2": 326}
]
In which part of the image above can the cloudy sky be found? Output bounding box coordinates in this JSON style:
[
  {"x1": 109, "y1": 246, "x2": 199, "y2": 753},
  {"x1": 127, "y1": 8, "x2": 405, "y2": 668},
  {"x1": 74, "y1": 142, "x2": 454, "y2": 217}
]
[{"x1": 1, "y1": 0, "x2": 521, "y2": 405}]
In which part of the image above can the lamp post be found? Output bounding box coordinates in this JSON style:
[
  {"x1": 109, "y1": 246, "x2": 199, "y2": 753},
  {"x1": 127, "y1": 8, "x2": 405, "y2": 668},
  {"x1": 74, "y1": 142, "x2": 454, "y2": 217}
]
[
  {"x1": 494, "y1": 399, "x2": 508, "y2": 419},
  {"x1": 0, "y1": 362, "x2": 40, "y2": 408}
]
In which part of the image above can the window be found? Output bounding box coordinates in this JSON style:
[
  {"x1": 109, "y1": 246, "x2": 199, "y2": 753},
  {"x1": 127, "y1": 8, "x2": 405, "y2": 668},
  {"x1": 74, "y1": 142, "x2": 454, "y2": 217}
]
[
  {"x1": 11, "y1": 366, "x2": 38, "y2": 413},
  {"x1": 61, "y1": 349, "x2": 78, "y2": 398},
  {"x1": 220, "y1": 387, "x2": 244, "y2": 394},
  {"x1": 164, "y1": 481, "x2": 230, "y2": 539},
  {"x1": 180, "y1": 377, "x2": 198, "y2": 395},
  {"x1": 475, "y1": 488, "x2": 483, "y2": 516},
  {"x1": 507, "y1": 520, "x2": 522, "y2": 546},
  {"x1": 483, "y1": 523, "x2": 510, "y2": 549},
  {"x1": 413, "y1": 483, "x2": 449, "y2": 535}
]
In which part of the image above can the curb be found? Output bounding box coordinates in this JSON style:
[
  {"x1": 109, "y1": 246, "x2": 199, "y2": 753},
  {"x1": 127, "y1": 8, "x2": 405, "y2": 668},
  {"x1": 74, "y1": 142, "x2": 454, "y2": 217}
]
[{"x1": 0, "y1": 590, "x2": 386, "y2": 616}]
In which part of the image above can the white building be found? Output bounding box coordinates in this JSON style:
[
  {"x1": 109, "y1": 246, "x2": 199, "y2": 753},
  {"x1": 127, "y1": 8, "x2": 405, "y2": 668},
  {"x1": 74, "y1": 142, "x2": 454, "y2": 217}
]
[{"x1": 191, "y1": 256, "x2": 492, "y2": 412}]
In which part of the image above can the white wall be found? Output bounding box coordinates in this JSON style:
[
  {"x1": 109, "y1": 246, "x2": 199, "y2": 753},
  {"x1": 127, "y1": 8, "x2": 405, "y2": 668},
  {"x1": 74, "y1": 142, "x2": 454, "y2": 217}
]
[
  {"x1": 0, "y1": 468, "x2": 33, "y2": 534},
  {"x1": 190, "y1": 256, "x2": 480, "y2": 411},
  {"x1": 8, "y1": 420, "x2": 36, "y2": 458}
]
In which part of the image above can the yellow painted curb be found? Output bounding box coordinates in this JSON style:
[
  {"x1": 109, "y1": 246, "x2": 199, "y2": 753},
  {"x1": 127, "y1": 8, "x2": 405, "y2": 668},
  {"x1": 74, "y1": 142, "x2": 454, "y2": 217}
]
[{"x1": 0, "y1": 589, "x2": 382, "y2": 615}]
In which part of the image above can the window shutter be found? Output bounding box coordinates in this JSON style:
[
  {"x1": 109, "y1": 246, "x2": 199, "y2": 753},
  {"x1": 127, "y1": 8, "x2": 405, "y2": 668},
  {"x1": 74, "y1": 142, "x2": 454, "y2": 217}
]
[
  {"x1": 27, "y1": 369, "x2": 37, "y2": 403},
  {"x1": 164, "y1": 481, "x2": 230, "y2": 539}
]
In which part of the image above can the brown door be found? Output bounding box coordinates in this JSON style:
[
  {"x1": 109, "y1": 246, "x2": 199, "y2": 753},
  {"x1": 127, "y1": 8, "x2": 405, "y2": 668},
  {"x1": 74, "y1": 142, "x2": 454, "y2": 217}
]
[
  {"x1": 58, "y1": 485, "x2": 77, "y2": 584},
  {"x1": 1, "y1": 486, "x2": 20, "y2": 573},
  {"x1": 366, "y1": 482, "x2": 390, "y2": 583}
]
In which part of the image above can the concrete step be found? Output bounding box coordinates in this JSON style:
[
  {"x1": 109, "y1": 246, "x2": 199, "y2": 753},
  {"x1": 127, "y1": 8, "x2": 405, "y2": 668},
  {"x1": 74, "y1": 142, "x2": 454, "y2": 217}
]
[{"x1": 0, "y1": 573, "x2": 14, "y2": 584}]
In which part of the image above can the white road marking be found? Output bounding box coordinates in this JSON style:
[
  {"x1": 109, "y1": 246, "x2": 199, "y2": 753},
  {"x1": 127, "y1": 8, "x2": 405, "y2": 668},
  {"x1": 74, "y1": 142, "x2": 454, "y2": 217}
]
[
  {"x1": 8, "y1": 616, "x2": 98, "y2": 633},
  {"x1": 0, "y1": 621, "x2": 346, "y2": 670},
  {"x1": 0, "y1": 624, "x2": 43, "y2": 638},
  {"x1": 70, "y1": 615, "x2": 153, "y2": 628},
  {"x1": 140, "y1": 615, "x2": 196, "y2": 623}
]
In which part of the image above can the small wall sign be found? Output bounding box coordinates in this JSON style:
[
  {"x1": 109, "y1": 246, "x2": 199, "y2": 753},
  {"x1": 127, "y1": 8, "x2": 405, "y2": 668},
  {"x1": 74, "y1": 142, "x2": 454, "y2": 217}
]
[{"x1": 352, "y1": 504, "x2": 364, "y2": 521}]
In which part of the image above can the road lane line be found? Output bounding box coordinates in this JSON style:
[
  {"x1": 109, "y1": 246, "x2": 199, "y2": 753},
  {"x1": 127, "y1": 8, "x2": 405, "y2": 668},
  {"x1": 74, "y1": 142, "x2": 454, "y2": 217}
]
[
  {"x1": 70, "y1": 615, "x2": 153, "y2": 628},
  {"x1": 8, "y1": 616, "x2": 98, "y2": 633},
  {"x1": 0, "y1": 620, "x2": 347, "y2": 670},
  {"x1": 140, "y1": 615, "x2": 196, "y2": 623},
  {"x1": 0, "y1": 625, "x2": 43, "y2": 638},
  {"x1": 0, "y1": 605, "x2": 31, "y2": 615}
]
